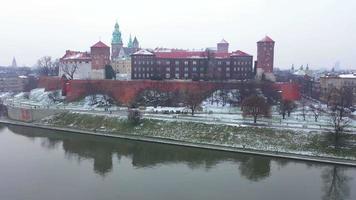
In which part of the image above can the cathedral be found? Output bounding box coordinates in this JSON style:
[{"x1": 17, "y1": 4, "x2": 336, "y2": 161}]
[
  {"x1": 111, "y1": 22, "x2": 139, "y2": 60},
  {"x1": 111, "y1": 22, "x2": 140, "y2": 78}
]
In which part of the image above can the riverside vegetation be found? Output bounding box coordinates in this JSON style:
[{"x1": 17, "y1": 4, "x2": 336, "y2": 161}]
[{"x1": 41, "y1": 112, "x2": 356, "y2": 160}]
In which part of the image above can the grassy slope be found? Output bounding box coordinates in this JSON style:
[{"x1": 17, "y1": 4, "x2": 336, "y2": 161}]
[{"x1": 42, "y1": 112, "x2": 356, "y2": 160}]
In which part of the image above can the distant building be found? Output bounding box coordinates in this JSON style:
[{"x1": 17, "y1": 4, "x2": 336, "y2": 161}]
[
  {"x1": 91, "y1": 41, "x2": 110, "y2": 79},
  {"x1": 320, "y1": 73, "x2": 356, "y2": 105},
  {"x1": 0, "y1": 75, "x2": 29, "y2": 92},
  {"x1": 59, "y1": 50, "x2": 92, "y2": 79},
  {"x1": 111, "y1": 22, "x2": 140, "y2": 79},
  {"x1": 131, "y1": 40, "x2": 254, "y2": 81},
  {"x1": 256, "y1": 36, "x2": 275, "y2": 81},
  {"x1": 59, "y1": 41, "x2": 110, "y2": 80}
]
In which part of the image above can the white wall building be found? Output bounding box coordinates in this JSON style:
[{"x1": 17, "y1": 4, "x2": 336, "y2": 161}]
[{"x1": 59, "y1": 50, "x2": 92, "y2": 80}]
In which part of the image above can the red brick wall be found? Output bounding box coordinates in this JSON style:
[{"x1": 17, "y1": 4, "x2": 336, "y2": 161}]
[
  {"x1": 65, "y1": 80, "x2": 220, "y2": 105},
  {"x1": 91, "y1": 47, "x2": 110, "y2": 70},
  {"x1": 38, "y1": 77, "x2": 298, "y2": 106},
  {"x1": 257, "y1": 41, "x2": 274, "y2": 73},
  {"x1": 37, "y1": 76, "x2": 63, "y2": 91}
]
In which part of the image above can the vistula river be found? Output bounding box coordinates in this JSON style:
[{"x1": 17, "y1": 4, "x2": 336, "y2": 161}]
[{"x1": 0, "y1": 124, "x2": 355, "y2": 200}]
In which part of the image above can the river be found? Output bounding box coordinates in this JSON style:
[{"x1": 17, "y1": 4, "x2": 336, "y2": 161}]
[{"x1": 0, "y1": 124, "x2": 355, "y2": 200}]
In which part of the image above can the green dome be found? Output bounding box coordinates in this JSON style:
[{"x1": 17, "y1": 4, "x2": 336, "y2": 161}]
[{"x1": 112, "y1": 22, "x2": 123, "y2": 45}]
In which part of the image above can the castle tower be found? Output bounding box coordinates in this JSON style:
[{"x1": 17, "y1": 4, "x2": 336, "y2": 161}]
[
  {"x1": 217, "y1": 39, "x2": 229, "y2": 53},
  {"x1": 257, "y1": 36, "x2": 275, "y2": 73},
  {"x1": 132, "y1": 36, "x2": 139, "y2": 49},
  {"x1": 91, "y1": 41, "x2": 110, "y2": 79},
  {"x1": 111, "y1": 22, "x2": 123, "y2": 61}
]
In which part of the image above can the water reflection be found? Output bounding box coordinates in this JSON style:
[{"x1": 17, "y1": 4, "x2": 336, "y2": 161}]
[
  {"x1": 4, "y1": 124, "x2": 355, "y2": 200},
  {"x1": 4, "y1": 125, "x2": 338, "y2": 183},
  {"x1": 322, "y1": 166, "x2": 353, "y2": 200},
  {"x1": 8, "y1": 125, "x2": 279, "y2": 179}
]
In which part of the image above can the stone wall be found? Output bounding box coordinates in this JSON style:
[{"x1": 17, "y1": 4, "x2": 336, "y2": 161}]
[{"x1": 7, "y1": 106, "x2": 64, "y2": 122}]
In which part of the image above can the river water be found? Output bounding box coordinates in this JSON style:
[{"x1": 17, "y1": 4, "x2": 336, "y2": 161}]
[{"x1": 0, "y1": 124, "x2": 355, "y2": 200}]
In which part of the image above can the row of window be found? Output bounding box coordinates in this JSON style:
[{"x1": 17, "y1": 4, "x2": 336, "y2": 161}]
[
  {"x1": 133, "y1": 66, "x2": 252, "y2": 72},
  {"x1": 133, "y1": 60, "x2": 252, "y2": 66},
  {"x1": 133, "y1": 72, "x2": 250, "y2": 79}
]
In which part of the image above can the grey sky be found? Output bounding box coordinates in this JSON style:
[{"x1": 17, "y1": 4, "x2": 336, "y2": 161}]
[{"x1": 1, "y1": 0, "x2": 355, "y2": 69}]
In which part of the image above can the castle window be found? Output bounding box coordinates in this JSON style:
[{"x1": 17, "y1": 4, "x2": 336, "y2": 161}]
[
  {"x1": 184, "y1": 73, "x2": 189, "y2": 78},
  {"x1": 175, "y1": 67, "x2": 179, "y2": 71},
  {"x1": 226, "y1": 67, "x2": 230, "y2": 71},
  {"x1": 218, "y1": 67, "x2": 221, "y2": 71},
  {"x1": 226, "y1": 61, "x2": 230, "y2": 65},
  {"x1": 193, "y1": 67, "x2": 197, "y2": 72},
  {"x1": 166, "y1": 73, "x2": 170, "y2": 79},
  {"x1": 166, "y1": 67, "x2": 170, "y2": 72},
  {"x1": 184, "y1": 61, "x2": 189, "y2": 65},
  {"x1": 175, "y1": 61, "x2": 180, "y2": 65},
  {"x1": 184, "y1": 67, "x2": 189, "y2": 72},
  {"x1": 166, "y1": 61, "x2": 170, "y2": 65},
  {"x1": 175, "y1": 73, "x2": 180, "y2": 79},
  {"x1": 192, "y1": 61, "x2": 197, "y2": 65}
]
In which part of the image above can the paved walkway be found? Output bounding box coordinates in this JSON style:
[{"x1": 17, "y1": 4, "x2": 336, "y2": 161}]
[{"x1": 1, "y1": 118, "x2": 356, "y2": 167}]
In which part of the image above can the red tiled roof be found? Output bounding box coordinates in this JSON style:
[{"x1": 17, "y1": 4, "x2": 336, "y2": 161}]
[
  {"x1": 91, "y1": 41, "x2": 109, "y2": 48},
  {"x1": 231, "y1": 50, "x2": 252, "y2": 57},
  {"x1": 61, "y1": 50, "x2": 91, "y2": 61},
  {"x1": 155, "y1": 50, "x2": 206, "y2": 59},
  {"x1": 153, "y1": 49, "x2": 251, "y2": 59},
  {"x1": 258, "y1": 36, "x2": 274, "y2": 42}
]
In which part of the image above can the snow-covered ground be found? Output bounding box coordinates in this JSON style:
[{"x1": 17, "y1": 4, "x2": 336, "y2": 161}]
[{"x1": 1, "y1": 88, "x2": 355, "y2": 132}]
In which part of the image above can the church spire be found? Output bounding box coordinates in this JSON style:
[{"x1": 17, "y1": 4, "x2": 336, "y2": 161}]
[
  {"x1": 112, "y1": 21, "x2": 123, "y2": 45},
  {"x1": 11, "y1": 57, "x2": 17, "y2": 67},
  {"x1": 133, "y1": 36, "x2": 139, "y2": 48},
  {"x1": 127, "y1": 34, "x2": 133, "y2": 48}
]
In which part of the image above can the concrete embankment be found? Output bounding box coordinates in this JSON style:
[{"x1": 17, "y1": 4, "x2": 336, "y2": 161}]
[
  {"x1": 6, "y1": 106, "x2": 64, "y2": 122},
  {"x1": 0, "y1": 118, "x2": 355, "y2": 167}
]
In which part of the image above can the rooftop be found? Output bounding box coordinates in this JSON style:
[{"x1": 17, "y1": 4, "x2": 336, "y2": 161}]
[
  {"x1": 91, "y1": 41, "x2": 109, "y2": 48},
  {"x1": 258, "y1": 36, "x2": 274, "y2": 43},
  {"x1": 61, "y1": 50, "x2": 91, "y2": 61}
]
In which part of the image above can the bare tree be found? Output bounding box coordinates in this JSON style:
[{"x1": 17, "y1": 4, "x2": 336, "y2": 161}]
[
  {"x1": 326, "y1": 87, "x2": 352, "y2": 148},
  {"x1": 300, "y1": 98, "x2": 308, "y2": 121},
  {"x1": 36, "y1": 56, "x2": 58, "y2": 76},
  {"x1": 241, "y1": 95, "x2": 271, "y2": 123},
  {"x1": 60, "y1": 62, "x2": 78, "y2": 80},
  {"x1": 182, "y1": 90, "x2": 206, "y2": 116},
  {"x1": 279, "y1": 100, "x2": 297, "y2": 119},
  {"x1": 327, "y1": 107, "x2": 351, "y2": 149},
  {"x1": 309, "y1": 103, "x2": 323, "y2": 122}
]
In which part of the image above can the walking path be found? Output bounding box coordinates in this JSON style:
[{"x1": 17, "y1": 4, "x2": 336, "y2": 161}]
[{"x1": 1, "y1": 118, "x2": 355, "y2": 167}]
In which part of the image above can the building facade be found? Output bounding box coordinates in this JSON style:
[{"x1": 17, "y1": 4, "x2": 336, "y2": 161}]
[
  {"x1": 131, "y1": 41, "x2": 254, "y2": 81},
  {"x1": 256, "y1": 36, "x2": 275, "y2": 81},
  {"x1": 91, "y1": 41, "x2": 110, "y2": 79},
  {"x1": 111, "y1": 22, "x2": 140, "y2": 79},
  {"x1": 59, "y1": 41, "x2": 110, "y2": 80},
  {"x1": 59, "y1": 50, "x2": 92, "y2": 79},
  {"x1": 320, "y1": 74, "x2": 356, "y2": 105}
]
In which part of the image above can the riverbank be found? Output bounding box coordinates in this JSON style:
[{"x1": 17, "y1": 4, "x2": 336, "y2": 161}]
[{"x1": 0, "y1": 113, "x2": 356, "y2": 167}]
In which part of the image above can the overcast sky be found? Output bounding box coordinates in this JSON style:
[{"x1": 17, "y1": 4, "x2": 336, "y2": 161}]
[{"x1": 1, "y1": 0, "x2": 355, "y2": 69}]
